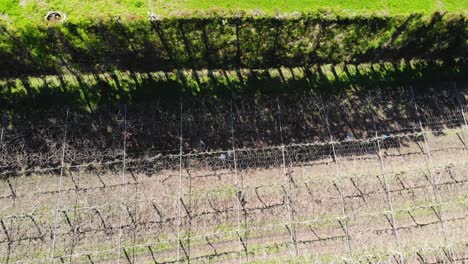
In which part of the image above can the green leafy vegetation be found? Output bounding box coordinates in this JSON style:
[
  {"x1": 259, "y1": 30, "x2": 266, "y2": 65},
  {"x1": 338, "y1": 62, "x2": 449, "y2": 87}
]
[
  {"x1": 0, "y1": 1, "x2": 466, "y2": 113},
  {"x1": 0, "y1": 12, "x2": 466, "y2": 79}
]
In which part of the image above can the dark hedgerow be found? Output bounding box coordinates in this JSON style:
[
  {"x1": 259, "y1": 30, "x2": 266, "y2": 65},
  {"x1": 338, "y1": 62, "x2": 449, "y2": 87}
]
[{"x1": 0, "y1": 11, "x2": 466, "y2": 78}]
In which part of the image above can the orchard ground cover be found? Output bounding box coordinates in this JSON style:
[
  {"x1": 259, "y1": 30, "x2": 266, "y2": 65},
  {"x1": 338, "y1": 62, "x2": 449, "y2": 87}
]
[{"x1": 0, "y1": 0, "x2": 466, "y2": 25}]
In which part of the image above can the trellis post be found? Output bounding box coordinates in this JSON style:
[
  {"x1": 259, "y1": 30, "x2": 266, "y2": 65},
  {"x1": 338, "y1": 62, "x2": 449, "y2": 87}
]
[
  {"x1": 117, "y1": 104, "x2": 129, "y2": 264},
  {"x1": 230, "y1": 100, "x2": 244, "y2": 264},
  {"x1": 319, "y1": 94, "x2": 352, "y2": 259},
  {"x1": 50, "y1": 108, "x2": 70, "y2": 263},
  {"x1": 277, "y1": 98, "x2": 298, "y2": 261},
  {"x1": 367, "y1": 90, "x2": 403, "y2": 261},
  {"x1": 409, "y1": 86, "x2": 449, "y2": 245}
]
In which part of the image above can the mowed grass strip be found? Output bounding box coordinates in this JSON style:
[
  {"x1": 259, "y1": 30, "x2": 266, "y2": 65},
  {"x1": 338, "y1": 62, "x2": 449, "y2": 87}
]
[
  {"x1": 0, "y1": 0, "x2": 466, "y2": 25},
  {"x1": 175, "y1": 0, "x2": 466, "y2": 14}
]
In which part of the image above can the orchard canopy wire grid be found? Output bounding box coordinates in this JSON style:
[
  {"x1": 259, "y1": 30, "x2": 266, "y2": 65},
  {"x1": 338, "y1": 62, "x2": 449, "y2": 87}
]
[{"x1": 1, "y1": 84, "x2": 468, "y2": 263}]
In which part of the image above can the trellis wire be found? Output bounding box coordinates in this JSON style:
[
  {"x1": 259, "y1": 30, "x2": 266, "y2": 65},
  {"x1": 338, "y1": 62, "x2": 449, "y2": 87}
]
[
  {"x1": 320, "y1": 94, "x2": 353, "y2": 259},
  {"x1": 3, "y1": 196, "x2": 468, "y2": 263},
  {"x1": 1, "y1": 86, "x2": 468, "y2": 263},
  {"x1": 12, "y1": 197, "x2": 468, "y2": 264},
  {"x1": 410, "y1": 86, "x2": 450, "y2": 247},
  {"x1": 176, "y1": 101, "x2": 183, "y2": 263},
  {"x1": 16, "y1": 239, "x2": 468, "y2": 264},
  {"x1": 230, "y1": 100, "x2": 244, "y2": 264},
  {"x1": 277, "y1": 98, "x2": 299, "y2": 261},
  {"x1": 453, "y1": 82, "x2": 468, "y2": 127},
  {"x1": 116, "y1": 105, "x2": 128, "y2": 264},
  {"x1": 0, "y1": 127, "x2": 457, "y2": 179},
  {"x1": 2, "y1": 133, "x2": 467, "y2": 210},
  {"x1": 2, "y1": 157, "x2": 468, "y2": 229},
  {"x1": 50, "y1": 108, "x2": 69, "y2": 263},
  {"x1": 4, "y1": 192, "x2": 467, "y2": 244},
  {"x1": 367, "y1": 91, "x2": 403, "y2": 261}
]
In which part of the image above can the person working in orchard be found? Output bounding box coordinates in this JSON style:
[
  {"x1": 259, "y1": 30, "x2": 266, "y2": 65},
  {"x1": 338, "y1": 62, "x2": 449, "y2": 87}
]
[{"x1": 199, "y1": 140, "x2": 207, "y2": 152}]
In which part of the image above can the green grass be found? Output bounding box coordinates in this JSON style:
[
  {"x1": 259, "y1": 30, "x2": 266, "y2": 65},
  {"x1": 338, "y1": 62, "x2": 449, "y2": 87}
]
[
  {"x1": 174, "y1": 0, "x2": 467, "y2": 14},
  {"x1": 1, "y1": 59, "x2": 465, "y2": 113},
  {"x1": 0, "y1": 0, "x2": 466, "y2": 25}
]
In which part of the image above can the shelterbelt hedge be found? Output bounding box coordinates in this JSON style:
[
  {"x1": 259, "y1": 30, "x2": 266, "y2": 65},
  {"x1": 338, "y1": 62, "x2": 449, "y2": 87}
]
[{"x1": 0, "y1": 11, "x2": 466, "y2": 78}]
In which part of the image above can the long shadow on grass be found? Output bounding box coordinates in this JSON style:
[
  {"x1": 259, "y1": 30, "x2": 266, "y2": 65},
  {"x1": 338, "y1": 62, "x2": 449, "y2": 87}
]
[{"x1": 0, "y1": 59, "x2": 466, "y2": 159}]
